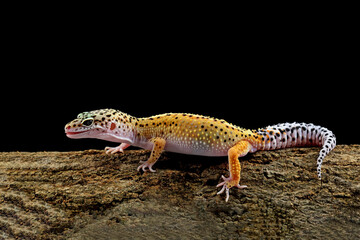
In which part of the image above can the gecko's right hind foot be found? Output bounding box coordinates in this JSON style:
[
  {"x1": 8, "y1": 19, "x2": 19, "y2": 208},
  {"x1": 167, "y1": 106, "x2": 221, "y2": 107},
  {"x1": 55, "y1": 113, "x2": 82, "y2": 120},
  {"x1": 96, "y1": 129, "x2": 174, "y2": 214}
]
[{"x1": 216, "y1": 175, "x2": 247, "y2": 202}]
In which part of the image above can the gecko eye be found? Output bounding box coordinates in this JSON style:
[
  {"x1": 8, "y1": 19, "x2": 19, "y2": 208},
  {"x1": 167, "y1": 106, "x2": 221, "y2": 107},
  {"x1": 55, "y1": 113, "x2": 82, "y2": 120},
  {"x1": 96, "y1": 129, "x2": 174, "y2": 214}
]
[{"x1": 82, "y1": 118, "x2": 94, "y2": 127}]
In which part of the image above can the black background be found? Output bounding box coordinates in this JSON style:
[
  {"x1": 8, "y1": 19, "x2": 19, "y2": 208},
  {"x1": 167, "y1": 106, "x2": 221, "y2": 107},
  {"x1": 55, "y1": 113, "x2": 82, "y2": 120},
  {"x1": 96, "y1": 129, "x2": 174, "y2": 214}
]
[{"x1": 1, "y1": 8, "x2": 358, "y2": 152}]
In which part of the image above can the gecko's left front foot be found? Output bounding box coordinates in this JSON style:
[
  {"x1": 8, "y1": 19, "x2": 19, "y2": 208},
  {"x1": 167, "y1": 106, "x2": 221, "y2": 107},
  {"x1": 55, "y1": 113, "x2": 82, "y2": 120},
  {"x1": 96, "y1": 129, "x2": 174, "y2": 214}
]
[
  {"x1": 216, "y1": 175, "x2": 247, "y2": 202},
  {"x1": 137, "y1": 160, "x2": 156, "y2": 173},
  {"x1": 136, "y1": 137, "x2": 165, "y2": 173}
]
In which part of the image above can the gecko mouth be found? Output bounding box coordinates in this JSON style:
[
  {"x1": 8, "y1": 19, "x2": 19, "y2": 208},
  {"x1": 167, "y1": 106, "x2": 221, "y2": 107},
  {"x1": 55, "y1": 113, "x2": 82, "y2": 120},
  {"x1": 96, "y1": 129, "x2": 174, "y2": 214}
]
[{"x1": 66, "y1": 130, "x2": 88, "y2": 135}]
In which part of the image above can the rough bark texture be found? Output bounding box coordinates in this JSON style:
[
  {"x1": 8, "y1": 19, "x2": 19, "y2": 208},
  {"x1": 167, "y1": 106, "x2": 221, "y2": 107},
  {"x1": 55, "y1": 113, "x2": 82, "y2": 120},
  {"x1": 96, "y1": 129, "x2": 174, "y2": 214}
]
[{"x1": 0, "y1": 145, "x2": 359, "y2": 239}]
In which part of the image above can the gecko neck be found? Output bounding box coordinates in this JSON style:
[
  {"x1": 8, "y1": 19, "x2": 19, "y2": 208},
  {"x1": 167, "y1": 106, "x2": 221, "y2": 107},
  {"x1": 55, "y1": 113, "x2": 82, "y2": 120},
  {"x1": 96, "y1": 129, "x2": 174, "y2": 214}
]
[{"x1": 96, "y1": 112, "x2": 138, "y2": 145}]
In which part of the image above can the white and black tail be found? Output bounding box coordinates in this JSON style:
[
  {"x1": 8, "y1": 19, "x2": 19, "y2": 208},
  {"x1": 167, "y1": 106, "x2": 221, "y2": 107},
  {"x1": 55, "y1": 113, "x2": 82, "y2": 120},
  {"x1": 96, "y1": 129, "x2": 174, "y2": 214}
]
[{"x1": 255, "y1": 122, "x2": 336, "y2": 179}]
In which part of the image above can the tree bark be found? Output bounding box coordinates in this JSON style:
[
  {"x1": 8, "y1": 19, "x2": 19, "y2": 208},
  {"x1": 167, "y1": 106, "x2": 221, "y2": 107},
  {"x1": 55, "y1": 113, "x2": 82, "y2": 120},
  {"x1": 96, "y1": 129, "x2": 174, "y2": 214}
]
[{"x1": 0, "y1": 145, "x2": 359, "y2": 239}]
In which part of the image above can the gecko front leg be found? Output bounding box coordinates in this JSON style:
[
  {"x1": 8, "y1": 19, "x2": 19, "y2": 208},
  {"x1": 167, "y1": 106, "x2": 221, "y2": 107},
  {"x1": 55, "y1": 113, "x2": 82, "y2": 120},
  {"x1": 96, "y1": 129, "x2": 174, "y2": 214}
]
[
  {"x1": 217, "y1": 141, "x2": 252, "y2": 202},
  {"x1": 137, "y1": 137, "x2": 166, "y2": 172},
  {"x1": 105, "y1": 143, "x2": 131, "y2": 154}
]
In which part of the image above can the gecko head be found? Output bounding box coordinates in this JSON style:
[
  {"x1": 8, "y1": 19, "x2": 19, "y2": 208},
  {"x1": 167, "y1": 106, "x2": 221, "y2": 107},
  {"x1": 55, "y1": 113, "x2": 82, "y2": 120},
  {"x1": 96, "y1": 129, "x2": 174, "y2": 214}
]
[
  {"x1": 65, "y1": 111, "x2": 103, "y2": 139},
  {"x1": 65, "y1": 109, "x2": 136, "y2": 141}
]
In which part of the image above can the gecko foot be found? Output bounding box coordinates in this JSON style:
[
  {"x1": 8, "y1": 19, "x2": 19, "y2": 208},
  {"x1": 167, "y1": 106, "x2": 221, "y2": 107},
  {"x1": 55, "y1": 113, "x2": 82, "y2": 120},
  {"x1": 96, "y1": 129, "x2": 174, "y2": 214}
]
[
  {"x1": 105, "y1": 146, "x2": 124, "y2": 154},
  {"x1": 105, "y1": 143, "x2": 130, "y2": 154},
  {"x1": 216, "y1": 175, "x2": 247, "y2": 202},
  {"x1": 137, "y1": 161, "x2": 156, "y2": 173}
]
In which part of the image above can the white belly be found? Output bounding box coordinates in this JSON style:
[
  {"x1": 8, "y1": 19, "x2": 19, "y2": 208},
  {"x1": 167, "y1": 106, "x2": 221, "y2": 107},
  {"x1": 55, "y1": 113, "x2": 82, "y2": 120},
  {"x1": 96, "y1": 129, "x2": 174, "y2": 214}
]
[
  {"x1": 164, "y1": 141, "x2": 228, "y2": 157},
  {"x1": 134, "y1": 138, "x2": 228, "y2": 157}
]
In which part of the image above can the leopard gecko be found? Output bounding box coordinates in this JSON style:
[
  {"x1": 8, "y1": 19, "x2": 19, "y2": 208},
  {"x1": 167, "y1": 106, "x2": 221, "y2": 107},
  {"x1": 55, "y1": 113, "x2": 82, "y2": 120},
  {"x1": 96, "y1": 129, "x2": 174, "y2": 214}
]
[{"x1": 65, "y1": 109, "x2": 336, "y2": 202}]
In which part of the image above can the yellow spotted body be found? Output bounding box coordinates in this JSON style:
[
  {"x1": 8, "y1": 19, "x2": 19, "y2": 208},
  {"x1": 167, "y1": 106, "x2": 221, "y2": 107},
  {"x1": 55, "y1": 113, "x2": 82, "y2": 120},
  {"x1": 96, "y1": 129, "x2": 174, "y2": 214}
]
[
  {"x1": 65, "y1": 109, "x2": 336, "y2": 202},
  {"x1": 135, "y1": 113, "x2": 261, "y2": 156}
]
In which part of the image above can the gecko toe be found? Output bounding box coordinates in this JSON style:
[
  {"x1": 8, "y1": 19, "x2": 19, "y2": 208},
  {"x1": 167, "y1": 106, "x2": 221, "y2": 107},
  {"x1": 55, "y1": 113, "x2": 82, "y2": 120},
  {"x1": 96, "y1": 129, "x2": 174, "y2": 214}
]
[
  {"x1": 216, "y1": 175, "x2": 226, "y2": 188},
  {"x1": 225, "y1": 187, "x2": 230, "y2": 202},
  {"x1": 217, "y1": 184, "x2": 226, "y2": 195},
  {"x1": 148, "y1": 165, "x2": 156, "y2": 173}
]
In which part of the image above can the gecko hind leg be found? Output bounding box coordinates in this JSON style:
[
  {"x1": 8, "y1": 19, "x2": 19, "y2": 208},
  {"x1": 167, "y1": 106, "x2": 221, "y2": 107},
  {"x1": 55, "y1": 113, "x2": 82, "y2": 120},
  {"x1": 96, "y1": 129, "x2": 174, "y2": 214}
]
[{"x1": 217, "y1": 141, "x2": 251, "y2": 202}]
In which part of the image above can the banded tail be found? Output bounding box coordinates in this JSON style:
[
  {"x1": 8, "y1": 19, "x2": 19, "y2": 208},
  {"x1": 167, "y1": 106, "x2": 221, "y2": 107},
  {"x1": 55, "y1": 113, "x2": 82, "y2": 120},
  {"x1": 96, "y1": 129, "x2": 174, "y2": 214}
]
[{"x1": 255, "y1": 122, "x2": 336, "y2": 179}]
